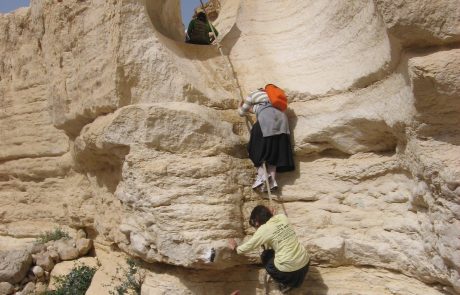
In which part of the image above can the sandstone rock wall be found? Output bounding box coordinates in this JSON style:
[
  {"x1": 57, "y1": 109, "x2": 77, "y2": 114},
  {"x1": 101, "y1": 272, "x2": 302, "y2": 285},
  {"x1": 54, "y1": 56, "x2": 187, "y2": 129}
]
[{"x1": 0, "y1": 0, "x2": 459, "y2": 294}]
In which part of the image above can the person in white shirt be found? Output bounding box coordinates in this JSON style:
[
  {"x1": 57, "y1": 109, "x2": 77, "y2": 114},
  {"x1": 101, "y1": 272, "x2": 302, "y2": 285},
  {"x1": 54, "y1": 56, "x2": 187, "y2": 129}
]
[{"x1": 238, "y1": 89, "x2": 295, "y2": 192}]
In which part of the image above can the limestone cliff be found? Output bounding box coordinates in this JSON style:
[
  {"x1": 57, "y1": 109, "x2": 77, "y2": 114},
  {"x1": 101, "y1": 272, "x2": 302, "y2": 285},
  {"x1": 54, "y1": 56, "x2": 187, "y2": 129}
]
[{"x1": 0, "y1": 0, "x2": 459, "y2": 294}]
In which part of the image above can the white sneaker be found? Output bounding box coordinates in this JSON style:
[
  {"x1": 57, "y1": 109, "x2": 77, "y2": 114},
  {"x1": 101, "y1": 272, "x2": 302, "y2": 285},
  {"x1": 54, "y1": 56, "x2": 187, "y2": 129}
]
[
  {"x1": 261, "y1": 178, "x2": 278, "y2": 192},
  {"x1": 252, "y1": 175, "x2": 270, "y2": 189},
  {"x1": 279, "y1": 283, "x2": 293, "y2": 293},
  {"x1": 270, "y1": 179, "x2": 278, "y2": 191}
]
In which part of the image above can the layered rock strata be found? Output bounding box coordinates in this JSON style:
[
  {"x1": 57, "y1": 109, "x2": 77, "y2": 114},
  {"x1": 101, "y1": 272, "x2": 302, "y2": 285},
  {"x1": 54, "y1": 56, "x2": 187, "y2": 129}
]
[{"x1": 0, "y1": 0, "x2": 459, "y2": 294}]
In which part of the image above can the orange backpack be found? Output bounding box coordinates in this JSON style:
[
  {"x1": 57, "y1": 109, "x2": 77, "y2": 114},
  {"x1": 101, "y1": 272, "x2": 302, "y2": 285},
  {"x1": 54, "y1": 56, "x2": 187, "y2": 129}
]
[{"x1": 265, "y1": 84, "x2": 287, "y2": 112}]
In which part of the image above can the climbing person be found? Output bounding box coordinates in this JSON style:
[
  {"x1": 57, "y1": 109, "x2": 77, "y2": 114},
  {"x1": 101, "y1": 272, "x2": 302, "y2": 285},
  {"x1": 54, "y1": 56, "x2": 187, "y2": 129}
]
[
  {"x1": 186, "y1": 10, "x2": 219, "y2": 45},
  {"x1": 238, "y1": 85, "x2": 294, "y2": 192},
  {"x1": 228, "y1": 205, "x2": 310, "y2": 293}
]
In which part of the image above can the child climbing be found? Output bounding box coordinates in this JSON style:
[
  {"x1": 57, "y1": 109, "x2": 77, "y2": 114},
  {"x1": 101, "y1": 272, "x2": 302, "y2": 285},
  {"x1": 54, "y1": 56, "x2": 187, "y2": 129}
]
[
  {"x1": 238, "y1": 85, "x2": 294, "y2": 192},
  {"x1": 228, "y1": 205, "x2": 310, "y2": 293},
  {"x1": 186, "y1": 10, "x2": 219, "y2": 45}
]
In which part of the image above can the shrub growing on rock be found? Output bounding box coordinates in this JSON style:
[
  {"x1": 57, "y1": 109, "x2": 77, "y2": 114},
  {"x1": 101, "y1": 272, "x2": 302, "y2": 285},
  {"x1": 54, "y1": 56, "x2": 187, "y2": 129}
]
[
  {"x1": 110, "y1": 258, "x2": 145, "y2": 295},
  {"x1": 36, "y1": 228, "x2": 70, "y2": 244},
  {"x1": 42, "y1": 264, "x2": 97, "y2": 295}
]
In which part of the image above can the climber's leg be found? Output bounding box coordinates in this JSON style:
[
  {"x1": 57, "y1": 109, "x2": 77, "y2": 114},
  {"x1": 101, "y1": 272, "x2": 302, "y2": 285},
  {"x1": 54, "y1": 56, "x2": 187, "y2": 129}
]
[
  {"x1": 252, "y1": 166, "x2": 268, "y2": 189},
  {"x1": 268, "y1": 165, "x2": 278, "y2": 190}
]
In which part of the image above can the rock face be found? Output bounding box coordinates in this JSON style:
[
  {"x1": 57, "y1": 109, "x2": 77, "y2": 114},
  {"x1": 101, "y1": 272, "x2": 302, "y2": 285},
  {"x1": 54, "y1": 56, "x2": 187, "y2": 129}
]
[
  {"x1": 0, "y1": 0, "x2": 459, "y2": 294},
  {"x1": 0, "y1": 282, "x2": 14, "y2": 295},
  {"x1": 0, "y1": 249, "x2": 32, "y2": 284},
  {"x1": 48, "y1": 257, "x2": 98, "y2": 291},
  {"x1": 374, "y1": 0, "x2": 460, "y2": 46}
]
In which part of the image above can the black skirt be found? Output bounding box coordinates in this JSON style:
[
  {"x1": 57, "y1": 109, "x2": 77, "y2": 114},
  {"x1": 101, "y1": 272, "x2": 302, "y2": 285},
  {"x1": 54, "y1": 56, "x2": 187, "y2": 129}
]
[{"x1": 248, "y1": 121, "x2": 295, "y2": 172}]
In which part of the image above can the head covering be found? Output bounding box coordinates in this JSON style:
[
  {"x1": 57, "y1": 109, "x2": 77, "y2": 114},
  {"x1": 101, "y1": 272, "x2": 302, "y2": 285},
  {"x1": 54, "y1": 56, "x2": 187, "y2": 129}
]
[{"x1": 197, "y1": 11, "x2": 207, "y2": 21}]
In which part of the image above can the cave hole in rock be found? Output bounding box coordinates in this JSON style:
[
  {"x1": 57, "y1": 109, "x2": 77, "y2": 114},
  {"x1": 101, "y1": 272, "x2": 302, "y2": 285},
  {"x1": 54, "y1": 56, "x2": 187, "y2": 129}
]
[
  {"x1": 145, "y1": 0, "x2": 217, "y2": 43},
  {"x1": 180, "y1": 0, "x2": 212, "y2": 33}
]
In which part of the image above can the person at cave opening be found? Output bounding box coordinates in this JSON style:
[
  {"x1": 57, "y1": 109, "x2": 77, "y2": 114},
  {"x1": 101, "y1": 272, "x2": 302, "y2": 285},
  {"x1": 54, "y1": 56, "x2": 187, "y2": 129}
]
[
  {"x1": 238, "y1": 87, "x2": 295, "y2": 192},
  {"x1": 228, "y1": 205, "x2": 310, "y2": 293},
  {"x1": 186, "y1": 10, "x2": 219, "y2": 45}
]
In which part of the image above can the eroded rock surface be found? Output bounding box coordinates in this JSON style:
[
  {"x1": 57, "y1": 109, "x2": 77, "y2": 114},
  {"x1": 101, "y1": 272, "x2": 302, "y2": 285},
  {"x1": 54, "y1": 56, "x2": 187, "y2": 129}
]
[
  {"x1": 0, "y1": 248, "x2": 32, "y2": 284},
  {"x1": 0, "y1": 0, "x2": 459, "y2": 294}
]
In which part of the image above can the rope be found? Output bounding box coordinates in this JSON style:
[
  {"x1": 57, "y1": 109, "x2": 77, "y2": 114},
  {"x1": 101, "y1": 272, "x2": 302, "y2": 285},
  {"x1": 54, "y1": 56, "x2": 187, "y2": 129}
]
[
  {"x1": 262, "y1": 162, "x2": 288, "y2": 216},
  {"x1": 264, "y1": 273, "x2": 271, "y2": 295},
  {"x1": 198, "y1": 0, "x2": 252, "y2": 131},
  {"x1": 198, "y1": 2, "x2": 287, "y2": 220},
  {"x1": 262, "y1": 162, "x2": 274, "y2": 206}
]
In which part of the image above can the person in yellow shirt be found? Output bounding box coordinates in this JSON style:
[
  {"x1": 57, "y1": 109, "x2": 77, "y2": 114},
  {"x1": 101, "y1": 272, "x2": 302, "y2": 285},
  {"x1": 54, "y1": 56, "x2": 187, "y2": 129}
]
[{"x1": 228, "y1": 205, "x2": 310, "y2": 293}]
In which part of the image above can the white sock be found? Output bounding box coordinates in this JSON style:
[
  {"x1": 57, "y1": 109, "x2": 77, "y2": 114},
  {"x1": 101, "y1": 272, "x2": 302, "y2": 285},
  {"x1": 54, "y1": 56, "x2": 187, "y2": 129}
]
[
  {"x1": 268, "y1": 165, "x2": 276, "y2": 182},
  {"x1": 257, "y1": 166, "x2": 265, "y2": 178}
]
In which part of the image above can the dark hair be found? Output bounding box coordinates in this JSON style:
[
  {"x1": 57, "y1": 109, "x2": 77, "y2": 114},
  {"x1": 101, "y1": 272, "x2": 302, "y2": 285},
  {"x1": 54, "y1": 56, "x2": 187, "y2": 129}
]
[
  {"x1": 249, "y1": 205, "x2": 273, "y2": 227},
  {"x1": 197, "y1": 12, "x2": 207, "y2": 21}
]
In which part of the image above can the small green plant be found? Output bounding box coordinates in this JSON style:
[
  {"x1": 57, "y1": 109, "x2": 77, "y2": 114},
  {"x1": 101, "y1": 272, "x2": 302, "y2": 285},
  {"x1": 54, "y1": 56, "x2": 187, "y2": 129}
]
[
  {"x1": 43, "y1": 264, "x2": 97, "y2": 295},
  {"x1": 109, "y1": 258, "x2": 145, "y2": 295},
  {"x1": 36, "y1": 228, "x2": 70, "y2": 244}
]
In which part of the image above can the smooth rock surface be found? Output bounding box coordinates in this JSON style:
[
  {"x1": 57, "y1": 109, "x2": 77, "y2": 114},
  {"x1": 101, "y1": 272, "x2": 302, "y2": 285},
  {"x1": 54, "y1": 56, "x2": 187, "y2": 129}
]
[
  {"x1": 55, "y1": 240, "x2": 79, "y2": 261},
  {"x1": 76, "y1": 238, "x2": 93, "y2": 256},
  {"x1": 31, "y1": 265, "x2": 44, "y2": 278},
  {"x1": 0, "y1": 0, "x2": 459, "y2": 294},
  {"x1": 375, "y1": 0, "x2": 460, "y2": 46}
]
